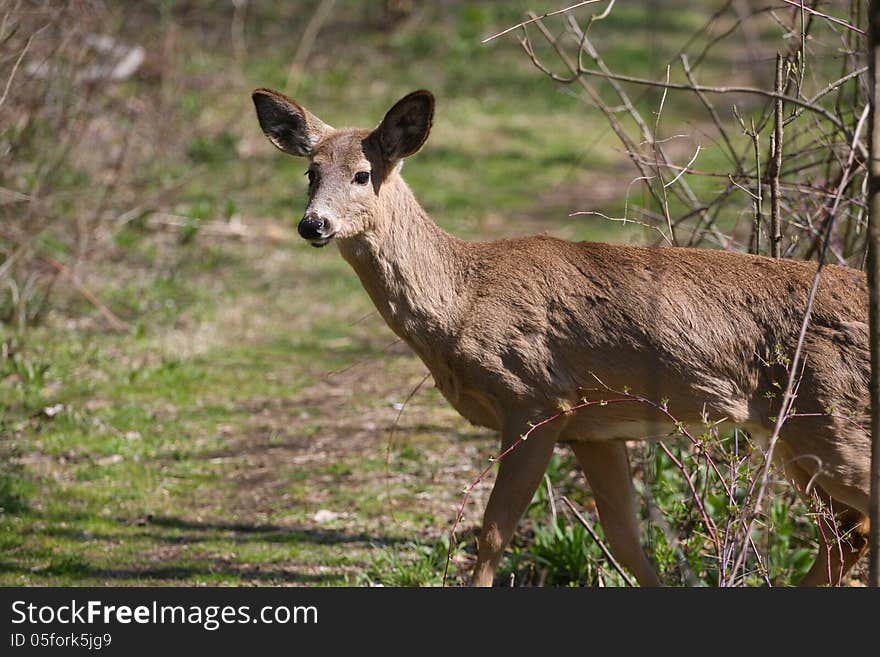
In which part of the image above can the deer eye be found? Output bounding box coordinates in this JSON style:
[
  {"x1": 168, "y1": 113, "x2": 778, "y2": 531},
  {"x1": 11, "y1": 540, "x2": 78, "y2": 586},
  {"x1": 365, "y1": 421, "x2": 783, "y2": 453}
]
[
  {"x1": 306, "y1": 169, "x2": 317, "y2": 185},
  {"x1": 353, "y1": 171, "x2": 370, "y2": 185}
]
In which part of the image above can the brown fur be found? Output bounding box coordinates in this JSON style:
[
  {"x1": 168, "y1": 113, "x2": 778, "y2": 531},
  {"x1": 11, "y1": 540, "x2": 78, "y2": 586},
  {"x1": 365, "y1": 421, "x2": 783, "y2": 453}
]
[{"x1": 253, "y1": 88, "x2": 871, "y2": 586}]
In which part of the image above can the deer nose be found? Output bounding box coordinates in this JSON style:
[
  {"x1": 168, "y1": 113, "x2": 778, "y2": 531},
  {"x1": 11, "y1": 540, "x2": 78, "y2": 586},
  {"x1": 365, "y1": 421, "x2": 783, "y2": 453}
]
[{"x1": 298, "y1": 212, "x2": 326, "y2": 241}]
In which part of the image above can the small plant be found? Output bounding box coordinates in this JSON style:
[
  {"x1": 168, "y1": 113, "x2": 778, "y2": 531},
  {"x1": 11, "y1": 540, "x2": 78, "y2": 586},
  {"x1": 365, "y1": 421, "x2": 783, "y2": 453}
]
[
  {"x1": 504, "y1": 520, "x2": 602, "y2": 586},
  {"x1": 502, "y1": 475, "x2": 628, "y2": 587},
  {"x1": 764, "y1": 495, "x2": 816, "y2": 585},
  {"x1": 0, "y1": 339, "x2": 50, "y2": 412},
  {"x1": 358, "y1": 538, "x2": 453, "y2": 587},
  {"x1": 0, "y1": 462, "x2": 32, "y2": 515}
]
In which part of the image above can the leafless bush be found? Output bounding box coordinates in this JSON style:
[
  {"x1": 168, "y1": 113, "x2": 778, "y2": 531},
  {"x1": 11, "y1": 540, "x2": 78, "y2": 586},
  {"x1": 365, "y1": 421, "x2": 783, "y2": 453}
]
[
  {"x1": 0, "y1": 0, "x2": 187, "y2": 331},
  {"x1": 512, "y1": 1, "x2": 868, "y2": 261}
]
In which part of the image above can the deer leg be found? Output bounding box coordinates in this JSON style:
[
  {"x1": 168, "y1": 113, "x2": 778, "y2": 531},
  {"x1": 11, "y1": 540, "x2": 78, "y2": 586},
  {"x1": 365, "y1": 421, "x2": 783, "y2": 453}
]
[
  {"x1": 570, "y1": 440, "x2": 661, "y2": 587},
  {"x1": 782, "y1": 459, "x2": 869, "y2": 586},
  {"x1": 472, "y1": 418, "x2": 558, "y2": 587},
  {"x1": 798, "y1": 503, "x2": 869, "y2": 587}
]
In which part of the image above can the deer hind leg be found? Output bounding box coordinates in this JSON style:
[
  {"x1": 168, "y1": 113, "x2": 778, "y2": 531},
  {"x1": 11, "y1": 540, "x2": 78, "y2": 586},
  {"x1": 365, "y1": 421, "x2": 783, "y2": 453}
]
[
  {"x1": 799, "y1": 499, "x2": 869, "y2": 587},
  {"x1": 783, "y1": 459, "x2": 869, "y2": 587},
  {"x1": 570, "y1": 440, "x2": 661, "y2": 587},
  {"x1": 471, "y1": 417, "x2": 558, "y2": 587}
]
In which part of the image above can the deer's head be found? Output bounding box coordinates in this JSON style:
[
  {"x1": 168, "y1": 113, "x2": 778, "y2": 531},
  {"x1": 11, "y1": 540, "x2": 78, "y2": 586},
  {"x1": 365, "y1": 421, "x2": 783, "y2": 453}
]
[{"x1": 252, "y1": 88, "x2": 434, "y2": 247}]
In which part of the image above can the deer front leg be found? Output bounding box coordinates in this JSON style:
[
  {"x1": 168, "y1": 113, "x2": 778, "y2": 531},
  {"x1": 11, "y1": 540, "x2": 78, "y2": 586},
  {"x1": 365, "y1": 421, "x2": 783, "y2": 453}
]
[
  {"x1": 570, "y1": 440, "x2": 661, "y2": 587},
  {"x1": 472, "y1": 418, "x2": 558, "y2": 587}
]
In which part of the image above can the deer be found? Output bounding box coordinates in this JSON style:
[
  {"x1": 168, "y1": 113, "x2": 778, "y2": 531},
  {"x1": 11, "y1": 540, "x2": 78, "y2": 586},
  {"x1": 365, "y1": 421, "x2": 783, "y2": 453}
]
[{"x1": 251, "y1": 87, "x2": 872, "y2": 587}]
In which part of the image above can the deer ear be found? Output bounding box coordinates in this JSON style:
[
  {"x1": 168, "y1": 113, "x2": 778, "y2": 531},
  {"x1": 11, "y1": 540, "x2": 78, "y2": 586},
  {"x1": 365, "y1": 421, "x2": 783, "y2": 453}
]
[
  {"x1": 252, "y1": 88, "x2": 332, "y2": 157},
  {"x1": 372, "y1": 90, "x2": 434, "y2": 163}
]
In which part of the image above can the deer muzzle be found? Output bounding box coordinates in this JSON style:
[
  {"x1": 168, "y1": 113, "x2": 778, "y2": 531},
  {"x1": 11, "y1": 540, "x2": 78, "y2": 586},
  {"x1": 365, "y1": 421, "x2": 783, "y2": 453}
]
[{"x1": 298, "y1": 212, "x2": 333, "y2": 247}]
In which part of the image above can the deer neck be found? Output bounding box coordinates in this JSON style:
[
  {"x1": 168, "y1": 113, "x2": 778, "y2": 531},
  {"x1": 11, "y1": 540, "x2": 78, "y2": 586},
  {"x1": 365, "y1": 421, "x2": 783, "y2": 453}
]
[{"x1": 336, "y1": 177, "x2": 467, "y2": 351}]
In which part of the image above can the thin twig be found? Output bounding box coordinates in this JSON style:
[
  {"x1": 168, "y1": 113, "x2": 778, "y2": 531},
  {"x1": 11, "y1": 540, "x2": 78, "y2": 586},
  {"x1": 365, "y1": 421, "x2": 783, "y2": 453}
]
[
  {"x1": 664, "y1": 145, "x2": 701, "y2": 189},
  {"x1": 681, "y1": 53, "x2": 737, "y2": 164},
  {"x1": 0, "y1": 24, "x2": 45, "y2": 108},
  {"x1": 481, "y1": 0, "x2": 603, "y2": 44},
  {"x1": 770, "y1": 53, "x2": 785, "y2": 258},
  {"x1": 383, "y1": 372, "x2": 431, "y2": 523},
  {"x1": 555, "y1": 65, "x2": 848, "y2": 132},
  {"x1": 38, "y1": 254, "x2": 128, "y2": 332},
  {"x1": 561, "y1": 496, "x2": 637, "y2": 587},
  {"x1": 779, "y1": 0, "x2": 865, "y2": 35}
]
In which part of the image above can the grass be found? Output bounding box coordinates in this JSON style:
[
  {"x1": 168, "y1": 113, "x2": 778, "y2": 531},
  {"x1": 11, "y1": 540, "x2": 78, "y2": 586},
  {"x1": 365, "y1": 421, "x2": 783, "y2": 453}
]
[{"x1": 0, "y1": 1, "x2": 837, "y2": 586}]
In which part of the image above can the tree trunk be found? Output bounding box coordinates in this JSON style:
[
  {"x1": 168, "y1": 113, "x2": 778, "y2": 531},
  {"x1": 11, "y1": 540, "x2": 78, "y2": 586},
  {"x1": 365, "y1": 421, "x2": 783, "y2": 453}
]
[{"x1": 867, "y1": 0, "x2": 880, "y2": 588}]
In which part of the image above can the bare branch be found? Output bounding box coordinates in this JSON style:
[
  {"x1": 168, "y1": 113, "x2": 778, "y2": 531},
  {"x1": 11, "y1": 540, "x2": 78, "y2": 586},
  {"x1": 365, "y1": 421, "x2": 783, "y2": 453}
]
[
  {"x1": 557, "y1": 64, "x2": 848, "y2": 132},
  {"x1": 561, "y1": 496, "x2": 637, "y2": 587},
  {"x1": 779, "y1": 0, "x2": 865, "y2": 35},
  {"x1": 481, "y1": 0, "x2": 604, "y2": 44}
]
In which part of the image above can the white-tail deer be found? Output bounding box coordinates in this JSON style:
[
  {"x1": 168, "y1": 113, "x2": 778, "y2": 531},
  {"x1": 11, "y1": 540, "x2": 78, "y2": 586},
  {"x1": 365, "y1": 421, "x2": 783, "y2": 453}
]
[{"x1": 252, "y1": 88, "x2": 871, "y2": 586}]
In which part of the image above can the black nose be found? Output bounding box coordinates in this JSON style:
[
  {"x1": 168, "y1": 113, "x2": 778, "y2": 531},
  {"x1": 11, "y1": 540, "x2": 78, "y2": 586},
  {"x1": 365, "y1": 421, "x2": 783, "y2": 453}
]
[{"x1": 298, "y1": 213, "x2": 325, "y2": 240}]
